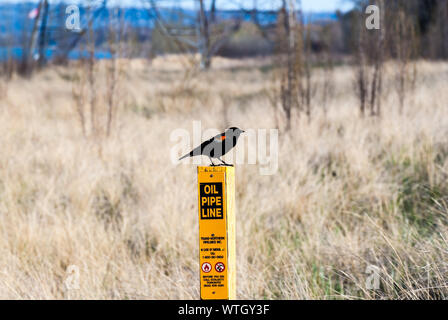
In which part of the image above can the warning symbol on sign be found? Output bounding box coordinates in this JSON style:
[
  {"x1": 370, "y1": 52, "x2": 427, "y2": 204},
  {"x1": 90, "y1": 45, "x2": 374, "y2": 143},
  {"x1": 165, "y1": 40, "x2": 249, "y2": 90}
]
[
  {"x1": 202, "y1": 262, "x2": 212, "y2": 273},
  {"x1": 215, "y1": 262, "x2": 225, "y2": 273}
]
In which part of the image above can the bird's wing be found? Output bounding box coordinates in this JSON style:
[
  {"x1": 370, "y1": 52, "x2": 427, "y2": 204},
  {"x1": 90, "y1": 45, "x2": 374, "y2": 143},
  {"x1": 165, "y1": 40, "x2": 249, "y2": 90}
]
[
  {"x1": 180, "y1": 133, "x2": 226, "y2": 159},
  {"x1": 187, "y1": 137, "x2": 214, "y2": 156}
]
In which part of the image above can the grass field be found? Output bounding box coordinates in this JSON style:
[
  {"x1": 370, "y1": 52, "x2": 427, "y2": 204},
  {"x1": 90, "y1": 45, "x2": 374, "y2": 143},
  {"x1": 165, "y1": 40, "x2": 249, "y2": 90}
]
[{"x1": 0, "y1": 57, "x2": 447, "y2": 299}]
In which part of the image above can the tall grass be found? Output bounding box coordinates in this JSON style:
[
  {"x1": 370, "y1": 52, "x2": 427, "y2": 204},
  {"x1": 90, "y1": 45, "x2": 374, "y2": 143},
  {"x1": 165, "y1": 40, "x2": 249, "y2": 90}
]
[{"x1": 0, "y1": 58, "x2": 447, "y2": 299}]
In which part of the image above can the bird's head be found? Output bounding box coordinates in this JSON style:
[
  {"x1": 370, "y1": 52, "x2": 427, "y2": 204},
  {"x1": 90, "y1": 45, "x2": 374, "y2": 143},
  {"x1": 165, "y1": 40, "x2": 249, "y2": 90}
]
[{"x1": 227, "y1": 127, "x2": 245, "y2": 137}]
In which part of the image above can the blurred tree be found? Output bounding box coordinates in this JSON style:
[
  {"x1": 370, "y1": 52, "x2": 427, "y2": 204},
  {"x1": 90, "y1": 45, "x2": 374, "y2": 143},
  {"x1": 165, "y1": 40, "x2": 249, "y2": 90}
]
[
  {"x1": 37, "y1": 0, "x2": 49, "y2": 68},
  {"x1": 147, "y1": 0, "x2": 242, "y2": 69},
  {"x1": 21, "y1": 1, "x2": 43, "y2": 75}
]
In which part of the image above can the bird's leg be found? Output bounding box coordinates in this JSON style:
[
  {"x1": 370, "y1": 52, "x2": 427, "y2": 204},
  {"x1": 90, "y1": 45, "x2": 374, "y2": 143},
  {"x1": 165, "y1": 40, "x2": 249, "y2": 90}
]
[
  {"x1": 218, "y1": 157, "x2": 233, "y2": 167},
  {"x1": 208, "y1": 156, "x2": 217, "y2": 167}
]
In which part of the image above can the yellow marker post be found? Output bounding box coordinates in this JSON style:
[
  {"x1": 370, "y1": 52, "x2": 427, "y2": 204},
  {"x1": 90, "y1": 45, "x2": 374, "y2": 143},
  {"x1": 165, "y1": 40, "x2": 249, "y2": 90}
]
[{"x1": 197, "y1": 166, "x2": 236, "y2": 300}]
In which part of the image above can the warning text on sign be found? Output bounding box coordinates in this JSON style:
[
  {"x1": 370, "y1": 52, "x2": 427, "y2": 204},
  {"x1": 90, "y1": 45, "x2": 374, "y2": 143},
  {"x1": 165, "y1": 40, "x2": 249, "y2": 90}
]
[{"x1": 199, "y1": 183, "x2": 224, "y2": 219}]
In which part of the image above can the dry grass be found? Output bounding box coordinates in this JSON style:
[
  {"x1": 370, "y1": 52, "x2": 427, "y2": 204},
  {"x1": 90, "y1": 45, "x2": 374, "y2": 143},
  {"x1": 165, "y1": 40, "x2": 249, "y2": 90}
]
[{"x1": 0, "y1": 57, "x2": 448, "y2": 299}]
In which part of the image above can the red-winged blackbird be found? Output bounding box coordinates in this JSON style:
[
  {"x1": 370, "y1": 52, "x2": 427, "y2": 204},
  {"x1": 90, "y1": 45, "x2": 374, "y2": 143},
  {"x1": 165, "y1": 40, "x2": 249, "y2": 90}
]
[{"x1": 179, "y1": 127, "x2": 245, "y2": 166}]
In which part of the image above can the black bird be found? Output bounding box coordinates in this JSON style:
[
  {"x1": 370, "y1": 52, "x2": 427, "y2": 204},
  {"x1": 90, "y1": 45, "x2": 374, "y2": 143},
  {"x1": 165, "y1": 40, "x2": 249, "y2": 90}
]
[{"x1": 179, "y1": 127, "x2": 245, "y2": 166}]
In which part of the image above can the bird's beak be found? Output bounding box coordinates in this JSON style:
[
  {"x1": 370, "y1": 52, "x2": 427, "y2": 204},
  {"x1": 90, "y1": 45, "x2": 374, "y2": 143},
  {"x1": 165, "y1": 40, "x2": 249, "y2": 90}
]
[{"x1": 241, "y1": 130, "x2": 245, "y2": 133}]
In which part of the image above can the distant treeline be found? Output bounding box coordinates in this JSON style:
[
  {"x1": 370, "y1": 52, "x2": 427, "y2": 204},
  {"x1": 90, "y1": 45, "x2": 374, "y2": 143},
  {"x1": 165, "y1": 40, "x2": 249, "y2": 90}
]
[
  {"x1": 0, "y1": 2, "x2": 336, "y2": 60},
  {"x1": 0, "y1": 0, "x2": 446, "y2": 72},
  {"x1": 339, "y1": 0, "x2": 448, "y2": 59}
]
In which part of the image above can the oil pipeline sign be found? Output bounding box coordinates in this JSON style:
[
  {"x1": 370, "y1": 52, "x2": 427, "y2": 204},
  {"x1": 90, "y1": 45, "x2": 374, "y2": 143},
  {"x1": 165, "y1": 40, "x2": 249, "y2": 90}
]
[
  {"x1": 199, "y1": 183, "x2": 223, "y2": 219},
  {"x1": 197, "y1": 166, "x2": 236, "y2": 300}
]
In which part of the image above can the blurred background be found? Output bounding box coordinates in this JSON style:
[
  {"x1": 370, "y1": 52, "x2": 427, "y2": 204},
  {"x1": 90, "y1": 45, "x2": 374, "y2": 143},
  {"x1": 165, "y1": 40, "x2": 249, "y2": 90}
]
[
  {"x1": 0, "y1": 0, "x2": 447, "y2": 299},
  {"x1": 1, "y1": 1, "x2": 447, "y2": 70}
]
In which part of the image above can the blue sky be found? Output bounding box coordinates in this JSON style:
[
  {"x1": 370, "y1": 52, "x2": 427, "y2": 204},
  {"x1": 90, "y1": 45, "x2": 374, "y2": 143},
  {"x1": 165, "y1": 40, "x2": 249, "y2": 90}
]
[
  {"x1": 139, "y1": 0, "x2": 354, "y2": 12},
  {"x1": 2, "y1": 0, "x2": 354, "y2": 12},
  {"x1": 209, "y1": 0, "x2": 354, "y2": 12},
  {"x1": 297, "y1": 0, "x2": 353, "y2": 12}
]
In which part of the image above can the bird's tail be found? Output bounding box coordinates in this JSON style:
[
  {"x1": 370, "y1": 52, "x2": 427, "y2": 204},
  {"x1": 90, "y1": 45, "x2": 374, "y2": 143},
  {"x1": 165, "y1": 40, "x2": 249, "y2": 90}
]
[{"x1": 179, "y1": 153, "x2": 191, "y2": 161}]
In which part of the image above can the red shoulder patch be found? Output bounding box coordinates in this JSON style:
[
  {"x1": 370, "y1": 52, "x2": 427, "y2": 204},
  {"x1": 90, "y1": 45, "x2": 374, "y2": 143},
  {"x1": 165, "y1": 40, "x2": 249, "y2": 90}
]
[{"x1": 220, "y1": 136, "x2": 226, "y2": 141}]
